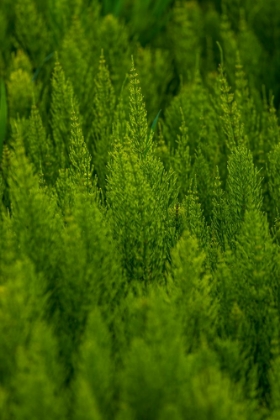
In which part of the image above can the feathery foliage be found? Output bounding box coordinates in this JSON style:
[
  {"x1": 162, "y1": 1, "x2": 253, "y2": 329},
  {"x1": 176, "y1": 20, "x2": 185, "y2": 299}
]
[{"x1": 1, "y1": 1, "x2": 280, "y2": 419}]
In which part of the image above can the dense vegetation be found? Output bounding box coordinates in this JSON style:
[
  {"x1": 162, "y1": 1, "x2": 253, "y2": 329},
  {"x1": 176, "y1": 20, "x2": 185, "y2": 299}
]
[{"x1": 1, "y1": 0, "x2": 280, "y2": 418}]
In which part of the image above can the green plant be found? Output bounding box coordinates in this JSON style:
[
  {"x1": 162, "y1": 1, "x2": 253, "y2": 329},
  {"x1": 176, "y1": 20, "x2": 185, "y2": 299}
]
[{"x1": 1, "y1": 1, "x2": 280, "y2": 419}]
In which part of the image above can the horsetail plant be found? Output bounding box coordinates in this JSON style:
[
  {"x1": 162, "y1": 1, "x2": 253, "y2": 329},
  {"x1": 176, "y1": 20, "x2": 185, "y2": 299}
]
[{"x1": 1, "y1": 1, "x2": 280, "y2": 419}]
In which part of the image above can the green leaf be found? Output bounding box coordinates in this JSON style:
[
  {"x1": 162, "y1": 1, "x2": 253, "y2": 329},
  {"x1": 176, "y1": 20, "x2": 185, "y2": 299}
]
[{"x1": 150, "y1": 109, "x2": 162, "y2": 133}]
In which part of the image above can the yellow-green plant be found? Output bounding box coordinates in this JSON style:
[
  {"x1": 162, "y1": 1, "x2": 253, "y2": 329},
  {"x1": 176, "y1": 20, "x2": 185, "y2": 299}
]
[{"x1": 1, "y1": 1, "x2": 280, "y2": 419}]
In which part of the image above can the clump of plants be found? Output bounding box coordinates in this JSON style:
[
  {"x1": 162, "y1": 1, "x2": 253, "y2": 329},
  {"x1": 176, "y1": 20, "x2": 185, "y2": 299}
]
[{"x1": 1, "y1": 0, "x2": 280, "y2": 419}]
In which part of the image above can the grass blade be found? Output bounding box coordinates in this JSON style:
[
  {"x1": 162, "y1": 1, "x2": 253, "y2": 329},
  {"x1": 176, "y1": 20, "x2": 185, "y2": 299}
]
[{"x1": 151, "y1": 109, "x2": 162, "y2": 133}]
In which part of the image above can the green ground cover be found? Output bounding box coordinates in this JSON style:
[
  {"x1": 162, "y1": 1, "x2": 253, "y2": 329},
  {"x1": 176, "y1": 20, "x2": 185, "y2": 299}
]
[{"x1": 1, "y1": 0, "x2": 280, "y2": 418}]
